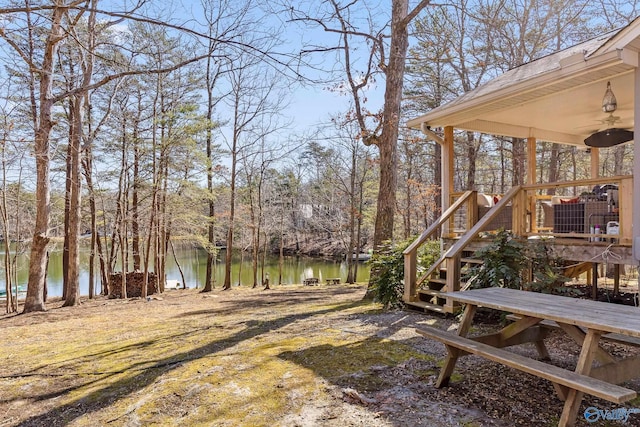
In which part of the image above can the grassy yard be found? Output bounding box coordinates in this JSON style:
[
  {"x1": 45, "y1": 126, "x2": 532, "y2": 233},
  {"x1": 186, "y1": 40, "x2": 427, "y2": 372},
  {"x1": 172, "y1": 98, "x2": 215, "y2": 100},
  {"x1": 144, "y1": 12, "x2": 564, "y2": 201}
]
[{"x1": 0, "y1": 285, "x2": 441, "y2": 427}]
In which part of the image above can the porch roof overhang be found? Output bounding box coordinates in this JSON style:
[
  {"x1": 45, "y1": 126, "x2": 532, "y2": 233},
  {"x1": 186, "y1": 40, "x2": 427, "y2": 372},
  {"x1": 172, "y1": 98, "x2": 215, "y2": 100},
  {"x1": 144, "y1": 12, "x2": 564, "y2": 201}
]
[{"x1": 406, "y1": 19, "x2": 640, "y2": 147}]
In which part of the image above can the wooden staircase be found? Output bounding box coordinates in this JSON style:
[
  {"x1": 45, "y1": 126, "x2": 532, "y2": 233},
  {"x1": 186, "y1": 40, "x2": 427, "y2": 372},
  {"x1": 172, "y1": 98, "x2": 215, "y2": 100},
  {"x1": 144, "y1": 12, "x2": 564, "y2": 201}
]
[
  {"x1": 406, "y1": 253, "x2": 482, "y2": 314},
  {"x1": 403, "y1": 187, "x2": 525, "y2": 315}
]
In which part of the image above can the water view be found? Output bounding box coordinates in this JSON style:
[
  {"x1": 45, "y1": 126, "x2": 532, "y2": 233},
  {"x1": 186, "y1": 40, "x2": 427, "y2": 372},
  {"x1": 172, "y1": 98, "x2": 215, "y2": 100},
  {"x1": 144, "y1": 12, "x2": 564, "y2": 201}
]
[{"x1": 0, "y1": 242, "x2": 371, "y2": 297}]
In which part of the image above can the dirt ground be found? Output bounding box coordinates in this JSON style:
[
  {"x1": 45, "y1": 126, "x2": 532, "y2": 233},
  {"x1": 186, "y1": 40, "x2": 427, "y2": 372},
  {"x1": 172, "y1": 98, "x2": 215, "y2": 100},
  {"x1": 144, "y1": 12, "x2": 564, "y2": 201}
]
[{"x1": 1, "y1": 284, "x2": 640, "y2": 427}]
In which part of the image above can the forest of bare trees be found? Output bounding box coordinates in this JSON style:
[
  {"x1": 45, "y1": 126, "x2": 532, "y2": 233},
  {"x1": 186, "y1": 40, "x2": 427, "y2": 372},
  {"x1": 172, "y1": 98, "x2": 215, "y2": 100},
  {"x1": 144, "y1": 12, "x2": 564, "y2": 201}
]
[{"x1": 0, "y1": 0, "x2": 638, "y2": 313}]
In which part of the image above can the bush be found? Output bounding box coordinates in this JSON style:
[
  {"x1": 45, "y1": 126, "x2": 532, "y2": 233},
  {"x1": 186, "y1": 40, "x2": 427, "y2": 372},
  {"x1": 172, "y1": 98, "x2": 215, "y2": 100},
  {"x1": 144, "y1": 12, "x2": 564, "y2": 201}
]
[
  {"x1": 368, "y1": 237, "x2": 441, "y2": 309},
  {"x1": 466, "y1": 230, "x2": 527, "y2": 290},
  {"x1": 467, "y1": 230, "x2": 578, "y2": 296}
]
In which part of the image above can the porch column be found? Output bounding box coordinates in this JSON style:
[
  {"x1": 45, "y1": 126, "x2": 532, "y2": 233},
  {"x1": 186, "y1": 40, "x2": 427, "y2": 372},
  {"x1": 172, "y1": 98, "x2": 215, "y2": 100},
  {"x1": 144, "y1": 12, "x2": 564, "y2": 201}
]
[
  {"x1": 443, "y1": 126, "x2": 454, "y2": 211},
  {"x1": 527, "y1": 137, "x2": 536, "y2": 184},
  {"x1": 634, "y1": 67, "x2": 640, "y2": 261},
  {"x1": 590, "y1": 147, "x2": 600, "y2": 178},
  {"x1": 527, "y1": 137, "x2": 536, "y2": 232}
]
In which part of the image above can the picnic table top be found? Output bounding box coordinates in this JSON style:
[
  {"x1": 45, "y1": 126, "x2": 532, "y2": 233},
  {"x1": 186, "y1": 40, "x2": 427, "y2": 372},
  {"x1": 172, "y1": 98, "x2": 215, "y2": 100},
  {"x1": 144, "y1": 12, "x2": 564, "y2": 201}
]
[{"x1": 447, "y1": 287, "x2": 640, "y2": 338}]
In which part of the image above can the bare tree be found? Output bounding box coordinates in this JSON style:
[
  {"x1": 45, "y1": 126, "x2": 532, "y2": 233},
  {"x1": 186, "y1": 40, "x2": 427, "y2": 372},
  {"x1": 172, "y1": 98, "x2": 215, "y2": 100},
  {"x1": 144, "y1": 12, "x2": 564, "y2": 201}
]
[{"x1": 287, "y1": 0, "x2": 432, "y2": 262}]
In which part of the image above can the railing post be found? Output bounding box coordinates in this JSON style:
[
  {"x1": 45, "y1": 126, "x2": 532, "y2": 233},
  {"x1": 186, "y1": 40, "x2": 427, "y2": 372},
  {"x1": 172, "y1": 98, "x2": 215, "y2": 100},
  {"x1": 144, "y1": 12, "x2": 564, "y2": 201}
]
[
  {"x1": 512, "y1": 187, "x2": 528, "y2": 235},
  {"x1": 404, "y1": 250, "x2": 417, "y2": 303},
  {"x1": 468, "y1": 190, "x2": 478, "y2": 231},
  {"x1": 444, "y1": 254, "x2": 461, "y2": 312}
]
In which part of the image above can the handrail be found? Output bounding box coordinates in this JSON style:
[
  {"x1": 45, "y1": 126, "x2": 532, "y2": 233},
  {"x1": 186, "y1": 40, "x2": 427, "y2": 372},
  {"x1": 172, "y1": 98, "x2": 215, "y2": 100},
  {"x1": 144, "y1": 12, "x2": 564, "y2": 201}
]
[
  {"x1": 403, "y1": 190, "x2": 476, "y2": 302},
  {"x1": 403, "y1": 190, "x2": 475, "y2": 255},
  {"x1": 415, "y1": 186, "x2": 522, "y2": 287},
  {"x1": 444, "y1": 185, "x2": 522, "y2": 261},
  {"x1": 404, "y1": 176, "x2": 633, "y2": 313},
  {"x1": 523, "y1": 175, "x2": 628, "y2": 191}
]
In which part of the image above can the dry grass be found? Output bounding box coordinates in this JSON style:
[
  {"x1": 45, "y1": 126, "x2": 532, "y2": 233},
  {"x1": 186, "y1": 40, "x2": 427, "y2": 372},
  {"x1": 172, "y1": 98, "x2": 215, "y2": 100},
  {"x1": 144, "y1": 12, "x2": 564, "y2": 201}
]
[
  {"x1": 5, "y1": 284, "x2": 636, "y2": 427},
  {"x1": 0, "y1": 284, "x2": 435, "y2": 427}
]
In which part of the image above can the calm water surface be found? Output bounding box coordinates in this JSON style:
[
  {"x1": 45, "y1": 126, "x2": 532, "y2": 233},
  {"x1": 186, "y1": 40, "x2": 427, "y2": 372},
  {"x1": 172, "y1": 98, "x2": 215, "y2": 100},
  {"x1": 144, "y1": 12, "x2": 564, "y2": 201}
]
[{"x1": 0, "y1": 241, "x2": 371, "y2": 297}]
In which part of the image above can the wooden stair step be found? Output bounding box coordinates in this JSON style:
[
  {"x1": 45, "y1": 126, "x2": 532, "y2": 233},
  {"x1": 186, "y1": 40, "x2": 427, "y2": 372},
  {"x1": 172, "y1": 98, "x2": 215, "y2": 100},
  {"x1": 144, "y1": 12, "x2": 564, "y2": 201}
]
[
  {"x1": 406, "y1": 300, "x2": 447, "y2": 314},
  {"x1": 418, "y1": 289, "x2": 447, "y2": 298}
]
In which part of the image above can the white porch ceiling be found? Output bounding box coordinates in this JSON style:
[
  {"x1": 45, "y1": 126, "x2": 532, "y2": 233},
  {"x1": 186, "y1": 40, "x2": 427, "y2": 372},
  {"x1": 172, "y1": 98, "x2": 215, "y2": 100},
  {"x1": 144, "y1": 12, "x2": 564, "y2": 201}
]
[{"x1": 406, "y1": 23, "x2": 640, "y2": 147}]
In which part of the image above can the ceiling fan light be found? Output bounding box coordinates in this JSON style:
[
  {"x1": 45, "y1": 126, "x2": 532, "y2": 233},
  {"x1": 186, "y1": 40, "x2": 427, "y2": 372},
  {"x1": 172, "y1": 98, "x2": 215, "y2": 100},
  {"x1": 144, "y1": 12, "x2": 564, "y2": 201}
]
[
  {"x1": 584, "y1": 128, "x2": 633, "y2": 147},
  {"x1": 602, "y1": 81, "x2": 617, "y2": 113}
]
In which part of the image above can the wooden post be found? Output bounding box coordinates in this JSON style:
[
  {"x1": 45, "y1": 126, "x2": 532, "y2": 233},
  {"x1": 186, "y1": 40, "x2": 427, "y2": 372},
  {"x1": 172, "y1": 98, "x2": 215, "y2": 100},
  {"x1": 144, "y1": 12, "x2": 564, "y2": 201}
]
[
  {"x1": 512, "y1": 187, "x2": 527, "y2": 235},
  {"x1": 468, "y1": 190, "x2": 478, "y2": 230},
  {"x1": 590, "y1": 147, "x2": 600, "y2": 178},
  {"x1": 404, "y1": 251, "x2": 417, "y2": 302},
  {"x1": 558, "y1": 330, "x2": 602, "y2": 427},
  {"x1": 527, "y1": 137, "x2": 536, "y2": 231},
  {"x1": 442, "y1": 126, "x2": 454, "y2": 237},
  {"x1": 635, "y1": 67, "x2": 640, "y2": 261},
  {"x1": 444, "y1": 254, "x2": 461, "y2": 313}
]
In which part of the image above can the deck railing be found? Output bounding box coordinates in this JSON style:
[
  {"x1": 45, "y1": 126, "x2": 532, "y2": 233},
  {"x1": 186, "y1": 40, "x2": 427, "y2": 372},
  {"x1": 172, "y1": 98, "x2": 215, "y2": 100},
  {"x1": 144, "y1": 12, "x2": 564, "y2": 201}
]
[{"x1": 403, "y1": 175, "x2": 632, "y2": 311}]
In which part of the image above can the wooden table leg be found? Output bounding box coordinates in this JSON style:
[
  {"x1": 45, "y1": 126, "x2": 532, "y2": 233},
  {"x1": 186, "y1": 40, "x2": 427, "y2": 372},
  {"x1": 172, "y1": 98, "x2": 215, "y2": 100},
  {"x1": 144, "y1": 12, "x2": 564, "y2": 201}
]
[
  {"x1": 436, "y1": 304, "x2": 477, "y2": 388},
  {"x1": 558, "y1": 329, "x2": 602, "y2": 427},
  {"x1": 591, "y1": 262, "x2": 598, "y2": 300}
]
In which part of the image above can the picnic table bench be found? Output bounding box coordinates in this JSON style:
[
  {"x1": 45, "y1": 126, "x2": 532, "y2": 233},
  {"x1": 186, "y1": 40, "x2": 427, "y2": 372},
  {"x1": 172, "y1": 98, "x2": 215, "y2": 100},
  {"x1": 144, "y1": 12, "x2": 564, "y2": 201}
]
[
  {"x1": 418, "y1": 287, "x2": 640, "y2": 427},
  {"x1": 303, "y1": 277, "x2": 319, "y2": 286}
]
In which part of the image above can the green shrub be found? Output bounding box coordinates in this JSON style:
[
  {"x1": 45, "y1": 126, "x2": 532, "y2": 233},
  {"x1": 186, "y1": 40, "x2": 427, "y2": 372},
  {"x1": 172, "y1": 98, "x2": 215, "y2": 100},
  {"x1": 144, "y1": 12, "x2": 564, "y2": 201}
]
[
  {"x1": 466, "y1": 230, "x2": 526, "y2": 290},
  {"x1": 368, "y1": 237, "x2": 441, "y2": 309},
  {"x1": 467, "y1": 230, "x2": 578, "y2": 296}
]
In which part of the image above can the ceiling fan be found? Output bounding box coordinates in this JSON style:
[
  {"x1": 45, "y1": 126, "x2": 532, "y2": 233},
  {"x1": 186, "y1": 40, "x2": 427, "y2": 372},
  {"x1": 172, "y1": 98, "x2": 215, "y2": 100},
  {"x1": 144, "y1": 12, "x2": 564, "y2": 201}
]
[{"x1": 584, "y1": 81, "x2": 633, "y2": 148}]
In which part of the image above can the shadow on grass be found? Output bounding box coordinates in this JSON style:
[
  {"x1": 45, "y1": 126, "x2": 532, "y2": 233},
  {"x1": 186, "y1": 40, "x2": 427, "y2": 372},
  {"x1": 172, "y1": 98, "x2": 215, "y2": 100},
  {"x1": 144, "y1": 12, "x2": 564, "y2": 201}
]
[
  {"x1": 278, "y1": 336, "x2": 436, "y2": 389},
  {"x1": 16, "y1": 301, "x2": 366, "y2": 426},
  {"x1": 175, "y1": 286, "x2": 374, "y2": 319}
]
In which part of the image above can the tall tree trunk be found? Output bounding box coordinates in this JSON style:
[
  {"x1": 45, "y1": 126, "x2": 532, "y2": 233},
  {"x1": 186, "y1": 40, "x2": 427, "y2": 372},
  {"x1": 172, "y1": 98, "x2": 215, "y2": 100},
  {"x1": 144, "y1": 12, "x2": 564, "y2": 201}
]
[
  {"x1": 223, "y1": 126, "x2": 238, "y2": 290},
  {"x1": 62, "y1": 94, "x2": 83, "y2": 307},
  {"x1": 132, "y1": 139, "x2": 141, "y2": 271},
  {"x1": 63, "y1": 125, "x2": 72, "y2": 300},
  {"x1": 0, "y1": 140, "x2": 14, "y2": 312},
  {"x1": 82, "y1": 144, "x2": 97, "y2": 299},
  {"x1": 371, "y1": 0, "x2": 433, "y2": 247},
  {"x1": 23, "y1": 6, "x2": 66, "y2": 313},
  {"x1": 347, "y1": 148, "x2": 357, "y2": 282}
]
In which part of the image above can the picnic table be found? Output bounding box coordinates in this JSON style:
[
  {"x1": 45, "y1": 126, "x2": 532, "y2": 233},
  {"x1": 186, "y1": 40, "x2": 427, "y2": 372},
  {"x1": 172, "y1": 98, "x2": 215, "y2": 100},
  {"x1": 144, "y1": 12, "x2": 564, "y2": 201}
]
[
  {"x1": 325, "y1": 278, "x2": 341, "y2": 285},
  {"x1": 417, "y1": 287, "x2": 640, "y2": 427},
  {"x1": 303, "y1": 277, "x2": 319, "y2": 286}
]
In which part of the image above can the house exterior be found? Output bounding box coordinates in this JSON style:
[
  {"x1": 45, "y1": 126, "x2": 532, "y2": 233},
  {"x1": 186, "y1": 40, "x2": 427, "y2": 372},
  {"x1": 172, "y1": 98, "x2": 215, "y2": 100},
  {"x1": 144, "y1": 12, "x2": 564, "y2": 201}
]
[{"x1": 403, "y1": 17, "x2": 640, "y2": 313}]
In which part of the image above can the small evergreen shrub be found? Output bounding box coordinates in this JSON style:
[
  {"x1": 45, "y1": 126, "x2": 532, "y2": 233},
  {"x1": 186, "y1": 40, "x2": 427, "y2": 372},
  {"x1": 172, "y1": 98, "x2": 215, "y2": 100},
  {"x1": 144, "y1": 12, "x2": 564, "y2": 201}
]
[
  {"x1": 368, "y1": 237, "x2": 441, "y2": 309},
  {"x1": 466, "y1": 230, "x2": 526, "y2": 290},
  {"x1": 467, "y1": 229, "x2": 579, "y2": 296}
]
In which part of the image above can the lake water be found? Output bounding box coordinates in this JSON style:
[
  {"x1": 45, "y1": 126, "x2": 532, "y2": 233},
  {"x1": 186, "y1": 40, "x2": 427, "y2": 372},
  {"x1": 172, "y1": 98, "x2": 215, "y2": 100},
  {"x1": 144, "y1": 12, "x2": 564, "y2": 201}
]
[{"x1": 0, "y1": 242, "x2": 371, "y2": 297}]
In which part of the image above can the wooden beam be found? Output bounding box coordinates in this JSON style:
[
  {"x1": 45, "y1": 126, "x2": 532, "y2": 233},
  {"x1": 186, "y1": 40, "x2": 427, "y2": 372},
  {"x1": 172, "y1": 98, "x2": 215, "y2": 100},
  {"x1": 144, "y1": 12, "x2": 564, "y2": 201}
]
[
  {"x1": 527, "y1": 137, "x2": 536, "y2": 185},
  {"x1": 443, "y1": 126, "x2": 454, "y2": 207},
  {"x1": 635, "y1": 66, "x2": 640, "y2": 261},
  {"x1": 527, "y1": 137, "x2": 537, "y2": 231},
  {"x1": 590, "y1": 147, "x2": 600, "y2": 178},
  {"x1": 404, "y1": 250, "x2": 417, "y2": 302},
  {"x1": 442, "y1": 126, "x2": 454, "y2": 236}
]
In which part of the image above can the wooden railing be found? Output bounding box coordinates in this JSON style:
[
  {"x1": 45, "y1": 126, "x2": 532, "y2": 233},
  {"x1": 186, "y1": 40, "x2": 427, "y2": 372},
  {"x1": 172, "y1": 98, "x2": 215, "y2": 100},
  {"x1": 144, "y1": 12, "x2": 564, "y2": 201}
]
[
  {"x1": 403, "y1": 190, "x2": 474, "y2": 302},
  {"x1": 403, "y1": 175, "x2": 632, "y2": 312}
]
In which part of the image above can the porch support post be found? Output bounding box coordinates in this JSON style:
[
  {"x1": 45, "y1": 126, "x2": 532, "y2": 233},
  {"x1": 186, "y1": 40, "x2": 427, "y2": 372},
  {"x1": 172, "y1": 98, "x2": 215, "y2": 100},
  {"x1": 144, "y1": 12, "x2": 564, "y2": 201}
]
[
  {"x1": 634, "y1": 66, "x2": 640, "y2": 261},
  {"x1": 420, "y1": 123, "x2": 454, "y2": 237},
  {"x1": 527, "y1": 137, "x2": 536, "y2": 185},
  {"x1": 590, "y1": 147, "x2": 600, "y2": 178},
  {"x1": 443, "y1": 126, "x2": 454, "y2": 210},
  {"x1": 527, "y1": 137, "x2": 536, "y2": 232}
]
